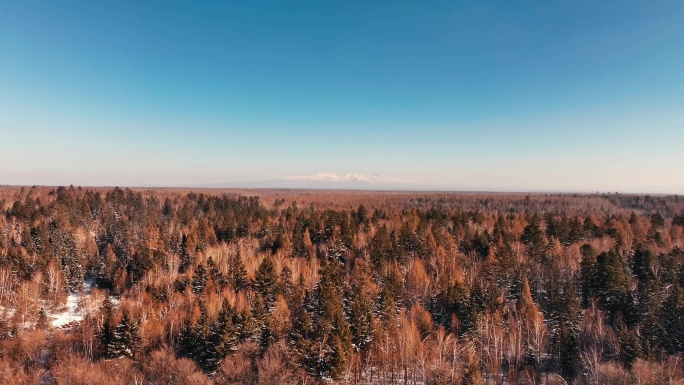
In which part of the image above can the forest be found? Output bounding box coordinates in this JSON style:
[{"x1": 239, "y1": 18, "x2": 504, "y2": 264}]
[{"x1": 1, "y1": 186, "x2": 684, "y2": 384}]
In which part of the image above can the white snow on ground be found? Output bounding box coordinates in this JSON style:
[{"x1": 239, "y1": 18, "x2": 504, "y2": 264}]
[
  {"x1": 50, "y1": 281, "x2": 96, "y2": 328},
  {"x1": 0, "y1": 281, "x2": 117, "y2": 330},
  {"x1": 51, "y1": 291, "x2": 83, "y2": 328}
]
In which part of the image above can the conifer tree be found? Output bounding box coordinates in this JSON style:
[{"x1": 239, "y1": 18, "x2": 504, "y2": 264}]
[
  {"x1": 228, "y1": 250, "x2": 249, "y2": 292},
  {"x1": 289, "y1": 258, "x2": 352, "y2": 381},
  {"x1": 348, "y1": 290, "x2": 374, "y2": 352},
  {"x1": 567, "y1": 216, "x2": 584, "y2": 244},
  {"x1": 521, "y1": 214, "x2": 547, "y2": 260},
  {"x1": 179, "y1": 234, "x2": 193, "y2": 273},
  {"x1": 213, "y1": 299, "x2": 239, "y2": 355},
  {"x1": 289, "y1": 303, "x2": 317, "y2": 375},
  {"x1": 558, "y1": 324, "x2": 580, "y2": 381},
  {"x1": 177, "y1": 318, "x2": 196, "y2": 359},
  {"x1": 594, "y1": 250, "x2": 630, "y2": 319},
  {"x1": 370, "y1": 225, "x2": 393, "y2": 268},
  {"x1": 235, "y1": 306, "x2": 258, "y2": 341},
  {"x1": 192, "y1": 264, "x2": 208, "y2": 294},
  {"x1": 178, "y1": 299, "x2": 226, "y2": 373},
  {"x1": 659, "y1": 284, "x2": 684, "y2": 354},
  {"x1": 110, "y1": 309, "x2": 142, "y2": 359},
  {"x1": 494, "y1": 236, "x2": 517, "y2": 293},
  {"x1": 197, "y1": 299, "x2": 240, "y2": 373},
  {"x1": 673, "y1": 210, "x2": 684, "y2": 227},
  {"x1": 377, "y1": 284, "x2": 399, "y2": 328},
  {"x1": 254, "y1": 257, "x2": 279, "y2": 311},
  {"x1": 551, "y1": 284, "x2": 581, "y2": 381},
  {"x1": 206, "y1": 256, "x2": 226, "y2": 287},
  {"x1": 616, "y1": 320, "x2": 641, "y2": 369},
  {"x1": 579, "y1": 244, "x2": 597, "y2": 308},
  {"x1": 98, "y1": 295, "x2": 117, "y2": 359}
]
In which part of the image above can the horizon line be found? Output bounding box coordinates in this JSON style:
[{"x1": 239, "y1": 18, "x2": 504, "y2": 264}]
[{"x1": 0, "y1": 183, "x2": 680, "y2": 196}]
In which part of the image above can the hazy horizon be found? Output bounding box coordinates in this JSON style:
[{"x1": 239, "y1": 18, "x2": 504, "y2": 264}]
[{"x1": 2, "y1": 1, "x2": 683, "y2": 193}]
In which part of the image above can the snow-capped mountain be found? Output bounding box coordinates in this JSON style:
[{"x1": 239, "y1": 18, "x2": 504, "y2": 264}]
[
  {"x1": 284, "y1": 173, "x2": 410, "y2": 183},
  {"x1": 196, "y1": 173, "x2": 431, "y2": 190}
]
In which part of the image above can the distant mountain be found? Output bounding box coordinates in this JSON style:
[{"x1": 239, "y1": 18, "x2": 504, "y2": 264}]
[
  {"x1": 285, "y1": 172, "x2": 410, "y2": 183},
  {"x1": 196, "y1": 173, "x2": 434, "y2": 190}
]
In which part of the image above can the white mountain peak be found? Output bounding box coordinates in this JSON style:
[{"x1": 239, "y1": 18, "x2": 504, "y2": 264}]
[{"x1": 285, "y1": 172, "x2": 410, "y2": 183}]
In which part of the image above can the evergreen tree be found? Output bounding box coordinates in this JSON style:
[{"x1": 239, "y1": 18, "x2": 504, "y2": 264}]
[
  {"x1": 650, "y1": 211, "x2": 665, "y2": 229},
  {"x1": 289, "y1": 303, "x2": 317, "y2": 375},
  {"x1": 177, "y1": 318, "x2": 197, "y2": 359},
  {"x1": 673, "y1": 210, "x2": 684, "y2": 227},
  {"x1": 212, "y1": 300, "x2": 239, "y2": 356},
  {"x1": 194, "y1": 299, "x2": 240, "y2": 373},
  {"x1": 557, "y1": 286, "x2": 581, "y2": 381},
  {"x1": 617, "y1": 320, "x2": 641, "y2": 369},
  {"x1": 206, "y1": 256, "x2": 226, "y2": 287},
  {"x1": 289, "y1": 259, "x2": 352, "y2": 381},
  {"x1": 558, "y1": 324, "x2": 580, "y2": 381},
  {"x1": 98, "y1": 295, "x2": 117, "y2": 359},
  {"x1": 632, "y1": 247, "x2": 654, "y2": 283},
  {"x1": 108, "y1": 309, "x2": 142, "y2": 359},
  {"x1": 254, "y1": 257, "x2": 279, "y2": 311},
  {"x1": 595, "y1": 250, "x2": 630, "y2": 319},
  {"x1": 521, "y1": 214, "x2": 547, "y2": 260},
  {"x1": 579, "y1": 244, "x2": 597, "y2": 308},
  {"x1": 235, "y1": 306, "x2": 258, "y2": 341},
  {"x1": 193, "y1": 300, "x2": 217, "y2": 371},
  {"x1": 659, "y1": 284, "x2": 684, "y2": 354},
  {"x1": 375, "y1": 266, "x2": 403, "y2": 328},
  {"x1": 583, "y1": 216, "x2": 602, "y2": 239},
  {"x1": 178, "y1": 299, "x2": 226, "y2": 373},
  {"x1": 377, "y1": 285, "x2": 399, "y2": 328},
  {"x1": 348, "y1": 290, "x2": 374, "y2": 351},
  {"x1": 179, "y1": 234, "x2": 193, "y2": 273},
  {"x1": 192, "y1": 263, "x2": 208, "y2": 294},
  {"x1": 259, "y1": 322, "x2": 274, "y2": 353},
  {"x1": 429, "y1": 280, "x2": 473, "y2": 335},
  {"x1": 370, "y1": 225, "x2": 393, "y2": 269},
  {"x1": 567, "y1": 216, "x2": 584, "y2": 244},
  {"x1": 228, "y1": 250, "x2": 249, "y2": 292},
  {"x1": 640, "y1": 310, "x2": 661, "y2": 361},
  {"x1": 250, "y1": 294, "x2": 268, "y2": 336},
  {"x1": 494, "y1": 236, "x2": 517, "y2": 294}
]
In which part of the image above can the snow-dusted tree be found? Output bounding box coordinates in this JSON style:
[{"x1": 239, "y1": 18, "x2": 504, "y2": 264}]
[
  {"x1": 97, "y1": 295, "x2": 117, "y2": 359},
  {"x1": 109, "y1": 309, "x2": 142, "y2": 359},
  {"x1": 348, "y1": 289, "x2": 374, "y2": 352},
  {"x1": 228, "y1": 250, "x2": 249, "y2": 292},
  {"x1": 254, "y1": 257, "x2": 279, "y2": 311},
  {"x1": 191, "y1": 263, "x2": 207, "y2": 295},
  {"x1": 289, "y1": 258, "x2": 352, "y2": 381}
]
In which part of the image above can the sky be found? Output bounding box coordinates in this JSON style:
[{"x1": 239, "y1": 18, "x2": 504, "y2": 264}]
[{"x1": 1, "y1": 0, "x2": 683, "y2": 193}]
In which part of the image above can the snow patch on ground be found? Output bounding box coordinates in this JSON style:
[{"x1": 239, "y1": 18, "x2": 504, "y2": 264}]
[
  {"x1": 0, "y1": 281, "x2": 117, "y2": 330},
  {"x1": 50, "y1": 281, "x2": 96, "y2": 328}
]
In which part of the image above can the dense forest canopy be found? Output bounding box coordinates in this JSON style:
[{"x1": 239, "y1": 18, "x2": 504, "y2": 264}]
[{"x1": 1, "y1": 186, "x2": 684, "y2": 384}]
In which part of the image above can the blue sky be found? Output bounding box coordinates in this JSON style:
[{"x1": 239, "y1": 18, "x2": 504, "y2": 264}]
[{"x1": 1, "y1": 1, "x2": 683, "y2": 192}]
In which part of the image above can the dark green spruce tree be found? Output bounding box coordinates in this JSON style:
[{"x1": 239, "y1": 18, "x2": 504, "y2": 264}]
[
  {"x1": 109, "y1": 309, "x2": 142, "y2": 359},
  {"x1": 228, "y1": 250, "x2": 249, "y2": 292},
  {"x1": 97, "y1": 295, "x2": 116, "y2": 359},
  {"x1": 290, "y1": 258, "x2": 352, "y2": 381}
]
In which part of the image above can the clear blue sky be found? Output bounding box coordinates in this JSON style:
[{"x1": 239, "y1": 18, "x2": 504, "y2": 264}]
[{"x1": 1, "y1": 0, "x2": 683, "y2": 192}]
